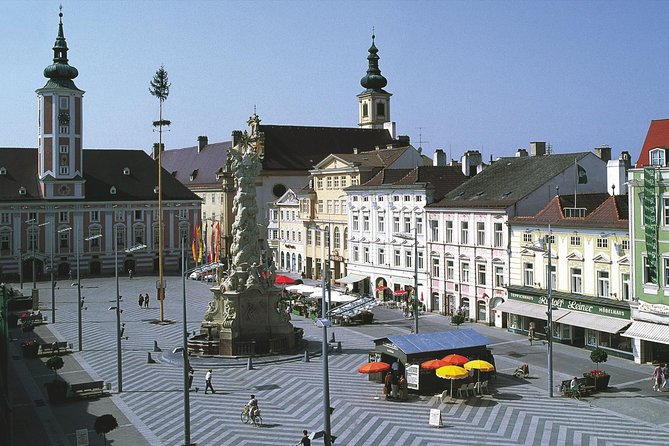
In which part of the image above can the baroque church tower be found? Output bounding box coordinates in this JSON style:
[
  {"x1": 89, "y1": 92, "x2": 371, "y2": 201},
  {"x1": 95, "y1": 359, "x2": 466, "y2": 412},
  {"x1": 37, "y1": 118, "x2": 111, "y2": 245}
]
[
  {"x1": 357, "y1": 33, "x2": 392, "y2": 129},
  {"x1": 36, "y1": 10, "x2": 85, "y2": 199}
]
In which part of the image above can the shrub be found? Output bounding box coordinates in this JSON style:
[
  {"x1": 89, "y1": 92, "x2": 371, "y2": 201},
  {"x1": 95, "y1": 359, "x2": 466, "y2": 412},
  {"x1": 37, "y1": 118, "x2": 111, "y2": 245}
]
[
  {"x1": 46, "y1": 355, "x2": 64, "y2": 380},
  {"x1": 451, "y1": 314, "x2": 465, "y2": 327},
  {"x1": 94, "y1": 414, "x2": 119, "y2": 445},
  {"x1": 590, "y1": 348, "x2": 608, "y2": 368}
]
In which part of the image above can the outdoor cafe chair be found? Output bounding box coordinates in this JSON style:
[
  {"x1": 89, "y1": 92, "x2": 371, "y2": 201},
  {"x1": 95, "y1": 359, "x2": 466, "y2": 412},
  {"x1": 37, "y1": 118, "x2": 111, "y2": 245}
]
[
  {"x1": 479, "y1": 381, "x2": 489, "y2": 394},
  {"x1": 466, "y1": 382, "x2": 476, "y2": 396},
  {"x1": 457, "y1": 384, "x2": 469, "y2": 398},
  {"x1": 439, "y1": 390, "x2": 450, "y2": 404}
]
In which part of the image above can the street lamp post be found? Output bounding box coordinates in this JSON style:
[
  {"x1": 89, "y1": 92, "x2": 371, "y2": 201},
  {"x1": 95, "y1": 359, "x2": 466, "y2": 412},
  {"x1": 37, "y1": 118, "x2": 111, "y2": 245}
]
[
  {"x1": 394, "y1": 224, "x2": 419, "y2": 334},
  {"x1": 50, "y1": 222, "x2": 55, "y2": 324},
  {"x1": 181, "y1": 236, "x2": 191, "y2": 446},
  {"x1": 525, "y1": 226, "x2": 553, "y2": 397},
  {"x1": 115, "y1": 242, "x2": 145, "y2": 393}
]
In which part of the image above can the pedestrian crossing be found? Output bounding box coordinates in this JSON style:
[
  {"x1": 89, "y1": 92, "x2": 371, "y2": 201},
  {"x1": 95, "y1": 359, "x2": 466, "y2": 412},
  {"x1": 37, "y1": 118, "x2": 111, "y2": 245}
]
[{"x1": 43, "y1": 279, "x2": 669, "y2": 445}]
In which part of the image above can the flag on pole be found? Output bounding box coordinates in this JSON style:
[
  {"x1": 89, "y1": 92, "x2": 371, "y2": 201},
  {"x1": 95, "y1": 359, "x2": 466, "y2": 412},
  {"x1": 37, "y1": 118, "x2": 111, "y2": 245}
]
[
  {"x1": 209, "y1": 221, "x2": 214, "y2": 263},
  {"x1": 191, "y1": 224, "x2": 197, "y2": 262},
  {"x1": 577, "y1": 164, "x2": 588, "y2": 184},
  {"x1": 197, "y1": 222, "x2": 203, "y2": 263},
  {"x1": 203, "y1": 221, "x2": 208, "y2": 263},
  {"x1": 215, "y1": 222, "x2": 221, "y2": 262}
]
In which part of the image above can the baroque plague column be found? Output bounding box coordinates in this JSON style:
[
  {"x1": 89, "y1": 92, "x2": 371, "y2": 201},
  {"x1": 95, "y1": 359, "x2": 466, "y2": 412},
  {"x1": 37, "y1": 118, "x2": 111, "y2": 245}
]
[{"x1": 189, "y1": 118, "x2": 297, "y2": 355}]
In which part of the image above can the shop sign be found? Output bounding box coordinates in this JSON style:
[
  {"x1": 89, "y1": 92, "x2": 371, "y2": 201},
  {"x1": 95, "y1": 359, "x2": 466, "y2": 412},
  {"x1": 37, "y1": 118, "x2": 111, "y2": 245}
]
[
  {"x1": 508, "y1": 291, "x2": 629, "y2": 319},
  {"x1": 406, "y1": 364, "x2": 420, "y2": 390}
]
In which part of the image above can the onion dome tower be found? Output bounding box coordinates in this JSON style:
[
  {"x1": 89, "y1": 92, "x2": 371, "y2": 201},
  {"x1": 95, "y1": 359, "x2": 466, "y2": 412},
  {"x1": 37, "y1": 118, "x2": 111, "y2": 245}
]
[
  {"x1": 36, "y1": 8, "x2": 86, "y2": 199},
  {"x1": 358, "y1": 33, "x2": 392, "y2": 129}
]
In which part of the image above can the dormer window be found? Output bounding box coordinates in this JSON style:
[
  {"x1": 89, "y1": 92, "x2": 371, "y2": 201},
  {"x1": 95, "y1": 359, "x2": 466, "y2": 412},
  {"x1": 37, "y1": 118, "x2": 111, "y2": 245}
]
[
  {"x1": 190, "y1": 169, "x2": 198, "y2": 181},
  {"x1": 18, "y1": 187, "x2": 26, "y2": 195},
  {"x1": 0, "y1": 167, "x2": 6, "y2": 175},
  {"x1": 110, "y1": 186, "x2": 117, "y2": 195},
  {"x1": 123, "y1": 167, "x2": 131, "y2": 176},
  {"x1": 650, "y1": 148, "x2": 666, "y2": 166}
]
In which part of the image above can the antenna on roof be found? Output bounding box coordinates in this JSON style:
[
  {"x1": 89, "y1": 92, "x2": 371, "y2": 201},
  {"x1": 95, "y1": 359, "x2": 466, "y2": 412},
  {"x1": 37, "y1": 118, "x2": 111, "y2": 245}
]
[{"x1": 416, "y1": 127, "x2": 429, "y2": 152}]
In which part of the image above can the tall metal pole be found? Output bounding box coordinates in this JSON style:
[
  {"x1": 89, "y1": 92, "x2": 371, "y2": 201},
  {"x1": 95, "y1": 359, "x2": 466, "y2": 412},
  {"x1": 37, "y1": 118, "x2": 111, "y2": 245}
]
[
  {"x1": 115, "y1": 238, "x2": 122, "y2": 393},
  {"x1": 181, "y1": 237, "x2": 191, "y2": 445},
  {"x1": 32, "y1": 224, "x2": 36, "y2": 290},
  {"x1": 158, "y1": 103, "x2": 165, "y2": 322},
  {"x1": 547, "y1": 226, "x2": 554, "y2": 397},
  {"x1": 413, "y1": 223, "x2": 418, "y2": 334},
  {"x1": 321, "y1": 265, "x2": 332, "y2": 446},
  {"x1": 76, "y1": 224, "x2": 82, "y2": 351},
  {"x1": 327, "y1": 225, "x2": 331, "y2": 313},
  {"x1": 50, "y1": 223, "x2": 55, "y2": 324}
]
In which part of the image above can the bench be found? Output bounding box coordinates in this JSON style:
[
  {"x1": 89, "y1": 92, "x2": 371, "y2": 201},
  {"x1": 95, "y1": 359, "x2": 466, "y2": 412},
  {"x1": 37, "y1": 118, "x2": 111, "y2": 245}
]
[
  {"x1": 40, "y1": 341, "x2": 70, "y2": 355},
  {"x1": 70, "y1": 380, "x2": 106, "y2": 398},
  {"x1": 559, "y1": 378, "x2": 594, "y2": 398}
]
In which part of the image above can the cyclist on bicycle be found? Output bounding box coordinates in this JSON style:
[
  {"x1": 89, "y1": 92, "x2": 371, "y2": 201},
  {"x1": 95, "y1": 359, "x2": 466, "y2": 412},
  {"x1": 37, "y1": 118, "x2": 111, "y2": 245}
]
[{"x1": 247, "y1": 394, "x2": 259, "y2": 418}]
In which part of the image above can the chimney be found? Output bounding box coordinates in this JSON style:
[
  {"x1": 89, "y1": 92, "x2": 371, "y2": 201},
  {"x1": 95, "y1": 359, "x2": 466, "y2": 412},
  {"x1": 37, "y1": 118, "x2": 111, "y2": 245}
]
[
  {"x1": 620, "y1": 151, "x2": 631, "y2": 168},
  {"x1": 231, "y1": 130, "x2": 243, "y2": 147},
  {"x1": 353, "y1": 148, "x2": 358, "y2": 154},
  {"x1": 197, "y1": 136, "x2": 208, "y2": 152},
  {"x1": 152, "y1": 143, "x2": 164, "y2": 159},
  {"x1": 595, "y1": 145, "x2": 611, "y2": 162},
  {"x1": 530, "y1": 141, "x2": 546, "y2": 157},
  {"x1": 461, "y1": 150, "x2": 482, "y2": 177},
  {"x1": 515, "y1": 148, "x2": 528, "y2": 157},
  {"x1": 383, "y1": 121, "x2": 397, "y2": 139},
  {"x1": 397, "y1": 135, "x2": 410, "y2": 146},
  {"x1": 433, "y1": 149, "x2": 446, "y2": 166}
]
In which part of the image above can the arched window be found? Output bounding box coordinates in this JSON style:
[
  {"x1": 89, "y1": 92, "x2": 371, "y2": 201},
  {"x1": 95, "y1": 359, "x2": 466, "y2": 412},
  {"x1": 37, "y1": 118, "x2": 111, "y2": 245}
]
[
  {"x1": 291, "y1": 253, "x2": 296, "y2": 272},
  {"x1": 281, "y1": 252, "x2": 285, "y2": 270},
  {"x1": 114, "y1": 224, "x2": 126, "y2": 250},
  {"x1": 376, "y1": 102, "x2": 385, "y2": 117},
  {"x1": 0, "y1": 228, "x2": 12, "y2": 254},
  {"x1": 343, "y1": 228, "x2": 348, "y2": 250},
  {"x1": 298, "y1": 254, "x2": 302, "y2": 272},
  {"x1": 650, "y1": 148, "x2": 666, "y2": 166},
  {"x1": 362, "y1": 103, "x2": 368, "y2": 118},
  {"x1": 88, "y1": 225, "x2": 102, "y2": 252},
  {"x1": 133, "y1": 223, "x2": 146, "y2": 245},
  {"x1": 334, "y1": 227, "x2": 341, "y2": 249}
]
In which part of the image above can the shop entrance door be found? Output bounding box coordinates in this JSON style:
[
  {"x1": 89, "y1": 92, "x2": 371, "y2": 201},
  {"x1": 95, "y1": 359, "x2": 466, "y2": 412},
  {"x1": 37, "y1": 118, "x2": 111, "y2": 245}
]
[{"x1": 572, "y1": 326, "x2": 585, "y2": 347}]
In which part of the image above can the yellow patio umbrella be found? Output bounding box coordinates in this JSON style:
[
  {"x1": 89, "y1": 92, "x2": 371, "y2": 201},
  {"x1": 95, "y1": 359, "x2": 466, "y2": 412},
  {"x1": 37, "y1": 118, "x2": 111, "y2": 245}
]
[
  {"x1": 464, "y1": 359, "x2": 495, "y2": 389},
  {"x1": 435, "y1": 365, "x2": 469, "y2": 401}
]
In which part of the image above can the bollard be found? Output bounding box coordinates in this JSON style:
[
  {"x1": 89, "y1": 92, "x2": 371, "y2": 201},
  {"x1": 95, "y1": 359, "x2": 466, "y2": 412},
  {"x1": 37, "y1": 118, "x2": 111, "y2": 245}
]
[
  {"x1": 303, "y1": 351, "x2": 310, "y2": 362},
  {"x1": 336, "y1": 341, "x2": 342, "y2": 353},
  {"x1": 147, "y1": 352, "x2": 156, "y2": 364},
  {"x1": 247, "y1": 357, "x2": 254, "y2": 370},
  {"x1": 330, "y1": 332, "x2": 336, "y2": 343},
  {"x1": 153, "y1": 340, "x2": 161, "y2": 352}
]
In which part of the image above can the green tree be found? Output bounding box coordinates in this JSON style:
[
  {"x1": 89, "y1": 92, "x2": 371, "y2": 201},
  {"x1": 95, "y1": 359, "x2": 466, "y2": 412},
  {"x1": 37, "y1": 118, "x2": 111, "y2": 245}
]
[
  {"x1": 451, "y1": 314, "x2": 465, "y2": 328},
  {"x1": 94, "y1": 414, "x2": 118, "y2": 446},
  {"x1": 590, "y1": 348, "x2": 608, "y2": 369},
  {"x1": 149, "y1": 65, "x2": 170, "y2": 102}
]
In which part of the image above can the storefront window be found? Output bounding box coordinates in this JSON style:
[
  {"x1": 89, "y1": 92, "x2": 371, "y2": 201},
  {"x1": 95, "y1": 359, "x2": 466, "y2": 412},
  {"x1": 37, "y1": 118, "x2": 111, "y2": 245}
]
[
  {"x1": 461, "y1": 298, "x2": 470, "y2": 319},
  {"x1": 508, "y1": 313, "x2": 521, "y2": 330},
  {"x1": 477, "y1": 301, "x2": 486, "y2": 322},
  {"x1": 585, "y1": 329, "x2": 632, "y2": 352}
]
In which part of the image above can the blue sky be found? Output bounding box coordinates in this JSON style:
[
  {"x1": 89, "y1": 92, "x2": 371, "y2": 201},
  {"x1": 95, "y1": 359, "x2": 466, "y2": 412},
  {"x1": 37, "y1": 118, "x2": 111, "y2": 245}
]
[{"x1": 5, "y1": 0, "x2": 668, "y2": 162}]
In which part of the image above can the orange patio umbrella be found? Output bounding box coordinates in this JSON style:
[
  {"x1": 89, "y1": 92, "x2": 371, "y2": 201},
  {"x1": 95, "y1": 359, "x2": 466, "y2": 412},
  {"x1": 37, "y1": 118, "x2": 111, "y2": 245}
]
[
  {"x1": 357, "y1": 361, "x2": 391, "y2": 374},
  {"x1": 421, "y1": 359, "x2": 451, "y2": 370},
  {"x1": 441, "y1": 354, "x2": 469, "y2": 366}
]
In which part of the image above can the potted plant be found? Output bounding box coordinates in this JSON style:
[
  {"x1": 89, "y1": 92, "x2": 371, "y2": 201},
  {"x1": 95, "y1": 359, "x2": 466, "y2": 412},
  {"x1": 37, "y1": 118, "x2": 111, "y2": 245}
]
[
  {"x1": 44, "y1": 355, "x2": 68, "y2": 403},
  {"x1": 20, "y1": 318, "x2": 35, "y2": 332},
  {"x1": 20, "y1": 339, "x2": 39, "y2": 358},
  {"x1": 583, "y1": 348, "x2": 610, "y2": 390},
  {"x1": 451, "y1": 314, "x2": 465, "y2": 328},
  {"x1": 94, "y1": 414, "x2": 119, "y2": 445}
]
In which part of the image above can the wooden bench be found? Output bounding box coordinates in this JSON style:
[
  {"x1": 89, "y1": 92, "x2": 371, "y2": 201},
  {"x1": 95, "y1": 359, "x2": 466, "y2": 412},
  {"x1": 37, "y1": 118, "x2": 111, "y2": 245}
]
[
  {"x1": 70, "y1": 380, "x2": 106, "y2": 398},
  {"x1": 40, "y1": 341, "x2": 70, "y2": 355}
]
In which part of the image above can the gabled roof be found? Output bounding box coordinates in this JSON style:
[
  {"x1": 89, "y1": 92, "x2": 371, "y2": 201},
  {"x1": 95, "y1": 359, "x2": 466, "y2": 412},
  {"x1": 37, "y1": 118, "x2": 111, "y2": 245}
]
[
  {"x1": 333, "y1": 146, "x2": 409, "y2": 168},
  {"x1": 636, "y1": 119, "x2": 669, "y2": 167},
  {"x1": 259, "y1": 124, "x2": 395, "y2": 171},
  {"x1": 161, "y1": 141, "x2": 232, "y2": 186},
  {"x1": 0, "y1": 147, "x2": 199, "y2": 202},
  {"x1": 433, "y1": 153, "x2": 590, "y2": 209},
  {"x1": 509, "y1": 193, "x2": 628, "y2": 230},
  {"x1": 0, "y1": 148, "x2": 43, "y2": 201},
  {"x1": 351, "y1": 166, "x2": 468, "y2": 202}
]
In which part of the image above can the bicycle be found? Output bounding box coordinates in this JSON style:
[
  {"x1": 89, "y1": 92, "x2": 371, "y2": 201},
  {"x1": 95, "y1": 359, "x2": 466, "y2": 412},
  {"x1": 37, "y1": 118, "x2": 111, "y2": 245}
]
[{"x1": 241, "y1": 404, "x2": 263, "y2": 426}]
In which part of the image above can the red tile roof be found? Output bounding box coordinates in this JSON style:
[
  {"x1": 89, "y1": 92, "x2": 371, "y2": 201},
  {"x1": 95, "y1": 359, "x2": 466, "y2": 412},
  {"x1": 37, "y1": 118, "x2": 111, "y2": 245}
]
[{"x1": 636, "y1": 119, "x2": 669, "y2": 167}]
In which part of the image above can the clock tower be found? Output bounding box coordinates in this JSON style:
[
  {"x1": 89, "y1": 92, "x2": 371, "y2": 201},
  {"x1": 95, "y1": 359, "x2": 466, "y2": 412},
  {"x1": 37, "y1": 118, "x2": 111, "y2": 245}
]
[
  {"x1": 358, "y1": 33, "x2": 392, "y2": 129},
  {"x1": 36, "y1": 10, "x2": 85, "y2": 199}
]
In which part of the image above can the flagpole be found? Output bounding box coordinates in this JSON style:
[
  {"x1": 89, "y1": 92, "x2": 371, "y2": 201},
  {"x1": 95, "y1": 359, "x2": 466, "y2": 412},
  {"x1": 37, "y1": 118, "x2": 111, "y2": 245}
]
[{"x1": 574, "y1": 158, "x2": 578, "y2": 209}]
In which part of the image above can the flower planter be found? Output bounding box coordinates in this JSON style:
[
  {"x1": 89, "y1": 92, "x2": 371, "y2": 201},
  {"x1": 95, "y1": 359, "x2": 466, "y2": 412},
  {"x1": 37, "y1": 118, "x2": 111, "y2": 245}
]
[
  {"x1": 45, "y1": 380, "x2": 69, "y2": 404},
  {"x1": 583, "y1": 373, "x2": 611, "y2": 391}
]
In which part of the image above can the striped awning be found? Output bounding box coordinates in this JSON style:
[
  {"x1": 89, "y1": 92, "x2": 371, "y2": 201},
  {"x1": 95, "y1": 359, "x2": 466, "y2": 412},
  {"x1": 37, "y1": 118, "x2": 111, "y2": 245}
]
[
  {"x1": 494, "y1": 299, "x2": 568, "y2": 321},
  {"x1": 622, "y1": 321, "x2": 669, "y2": 344},
  {"x1": 553, "y1": 311, "x2": 630, "y2": 334}
]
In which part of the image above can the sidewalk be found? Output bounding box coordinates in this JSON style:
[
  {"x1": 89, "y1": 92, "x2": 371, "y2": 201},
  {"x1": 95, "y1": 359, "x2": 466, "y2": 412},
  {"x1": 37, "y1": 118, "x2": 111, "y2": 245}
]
[{"x1": 9, "y1": 321, "x2": 152, "y2": 446}]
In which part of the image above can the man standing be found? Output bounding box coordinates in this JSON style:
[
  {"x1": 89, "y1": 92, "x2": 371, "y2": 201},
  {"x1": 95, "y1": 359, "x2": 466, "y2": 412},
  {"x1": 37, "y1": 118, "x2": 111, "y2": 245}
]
[
  {"x1": 144, "y1": 293, "x2": 150, "y2": 308},
  {"x1": 205, "y1": 369, "x2": 216, "y2": 394},
  {"x1": 188, "y1": 366, "x2": 195, "y2": 390},
  {"x1": 295, "y1": 430, "x2": 311, "y2": 446}
]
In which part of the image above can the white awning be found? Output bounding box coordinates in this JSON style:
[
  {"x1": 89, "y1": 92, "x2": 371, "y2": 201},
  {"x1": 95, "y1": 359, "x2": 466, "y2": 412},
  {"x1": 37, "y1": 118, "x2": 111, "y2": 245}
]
[
  {"x1": 494, "y1": 299, "x2": 568, "y2": 321},
  {"x1": 623, "y1": 321, "x2": 669, "y2": 344},
  {"x1": 336, "y1": 274, "x2": 368, "y2": 285},
  {"x1": 554, "y1": 311, "x2": 630, "y2": 334},
  {"x1": 308, "y1": 289, "x2": 358, "y2": 303}
]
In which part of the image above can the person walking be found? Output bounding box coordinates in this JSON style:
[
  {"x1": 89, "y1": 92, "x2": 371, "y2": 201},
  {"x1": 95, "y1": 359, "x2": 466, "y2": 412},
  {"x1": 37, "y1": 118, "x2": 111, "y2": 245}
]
[
  {"x1": 384, "y1": 371, "x2": 392, "y2": 399},
  {"x1": 295, "y1": 430, "x2": 311, "y2": 446},
  {"x1": 205, "y1": 369, "x2": 216, "y2": 394},
  {"x1": 128, "y1": 268, "x2": 133, "y2": 279},
  {"x1": 663, "y1": 364, "x2": 669, "y2": 391},
  {"x1": 138, "y1": 294, "x2": 144, "y2": 308},
  {"x1": 144, "y1": 293, "x2": 149, "y2": 308},
  {"x1": 652, "y1": 364, "x2": 663, "y2": 391}
]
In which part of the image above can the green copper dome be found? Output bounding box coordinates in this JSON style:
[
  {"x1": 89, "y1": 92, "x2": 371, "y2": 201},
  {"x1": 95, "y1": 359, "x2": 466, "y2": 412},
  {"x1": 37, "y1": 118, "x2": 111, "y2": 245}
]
[
  {"x1": 42, "y1": 11, "x2": 79, "y2": 90},
  {"x1": 360, "y1": 34, "x2": 387, "y2": 91}
]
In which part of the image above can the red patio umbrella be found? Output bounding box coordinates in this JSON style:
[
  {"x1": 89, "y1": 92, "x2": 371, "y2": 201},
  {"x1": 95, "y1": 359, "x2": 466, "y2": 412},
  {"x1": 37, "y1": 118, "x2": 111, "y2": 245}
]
[
  {"x1": 376, "y1": 285, "x2": 388, "y2": 291},
  {"x1": 275, "y1": 275, "x2": 296, "y2": 285},
  {"x1": 420, "y1": 359, "x2": 450, "y2": 370},
  {"x1": 357, "y1": 361, "x2": 391, "y2": 374},
  {"x1": 441, "y1": 354, "x2": 469, "y2": 366},
  {"x1": 393, "y1": 289, "x2": 407, "y2": 295}
]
